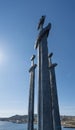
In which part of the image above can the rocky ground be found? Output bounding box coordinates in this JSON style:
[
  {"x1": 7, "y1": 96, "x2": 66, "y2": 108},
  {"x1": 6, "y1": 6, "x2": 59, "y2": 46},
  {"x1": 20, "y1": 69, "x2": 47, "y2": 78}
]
[{"x1": 61, "y1": 116, "x2": 75, "y2": 128}]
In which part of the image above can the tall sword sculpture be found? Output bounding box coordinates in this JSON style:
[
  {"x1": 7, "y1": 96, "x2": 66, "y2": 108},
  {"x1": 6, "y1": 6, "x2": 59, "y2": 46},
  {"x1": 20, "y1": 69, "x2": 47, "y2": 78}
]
[
  {"x1": 48, "y1": 53, "x2": 61, "y2": 130},
  {"x1": 28, "y1": 55, "x2": 37, "y2": 130},
  {"x1": 35, "y1": 16, "x2": 53, "y2": 130}
]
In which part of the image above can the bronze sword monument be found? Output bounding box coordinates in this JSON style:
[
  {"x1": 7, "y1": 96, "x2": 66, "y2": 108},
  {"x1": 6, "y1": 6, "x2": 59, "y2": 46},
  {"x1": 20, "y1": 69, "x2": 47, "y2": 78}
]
[
  {"x1": 28, "y1": 55, "x2": 37, "y2": 130},
  {"x1": 27, "y1": 16, "x2": 61, "y2": 130},
  {"x1": 35, "y1": 16, "x2": 53, "y2": 130},
  {"x1": 48, "y1": 53, "x2": 61, "y2": 130}
]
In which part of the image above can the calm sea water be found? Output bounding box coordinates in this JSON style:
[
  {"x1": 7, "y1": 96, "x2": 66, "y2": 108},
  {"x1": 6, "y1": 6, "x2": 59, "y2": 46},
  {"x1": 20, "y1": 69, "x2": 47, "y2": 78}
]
[
  {"x1": 0, "y1": 121, "x2": 27, "y2": 130},
  {"x1": 0, "y1": 121, "x2": 75, "y2": 130}
]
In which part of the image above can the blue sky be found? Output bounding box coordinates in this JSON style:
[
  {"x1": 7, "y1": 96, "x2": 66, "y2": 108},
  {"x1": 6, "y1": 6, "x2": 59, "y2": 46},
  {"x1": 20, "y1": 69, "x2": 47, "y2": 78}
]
[{"x1": 0, "y1": 0, "x2": 75, "y2": 117}]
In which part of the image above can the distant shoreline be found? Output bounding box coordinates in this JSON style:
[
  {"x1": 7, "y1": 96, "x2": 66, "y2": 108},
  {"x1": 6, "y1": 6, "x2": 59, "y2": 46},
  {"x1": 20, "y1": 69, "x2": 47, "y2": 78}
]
[{"x1": 0, "y1": 115, "x2": 75, "y2": 128}]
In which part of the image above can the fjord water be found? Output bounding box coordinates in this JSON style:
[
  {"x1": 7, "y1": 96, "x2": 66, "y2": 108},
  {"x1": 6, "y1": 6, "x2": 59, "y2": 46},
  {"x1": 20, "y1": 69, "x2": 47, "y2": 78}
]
[
  {"x1": 0, "y1": 121, "x2": 27, "y2": 130},
  {"x1": 0, "y1": 121, "x2": 75, "y2": 130}
]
